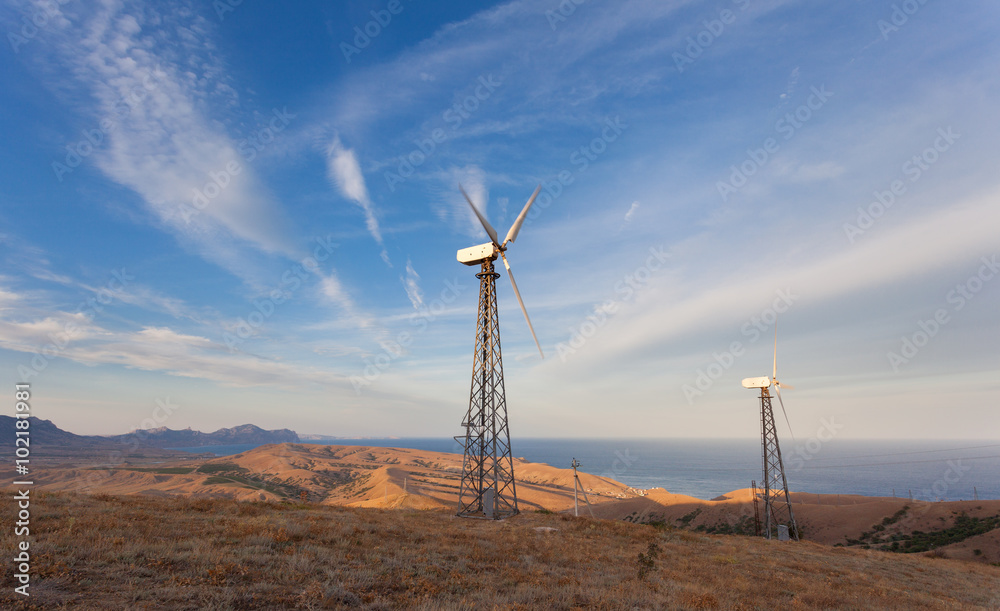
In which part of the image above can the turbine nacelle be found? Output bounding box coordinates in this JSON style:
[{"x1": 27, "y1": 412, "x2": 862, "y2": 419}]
[
  {"x1": 741, "y1": 376, "x2": 771, "y2": 389},
  {"x1": 457, "y1": 242, "x2": 498, "y2": 266}
]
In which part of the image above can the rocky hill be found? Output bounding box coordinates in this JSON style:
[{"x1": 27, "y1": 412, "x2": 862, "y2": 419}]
[
  {"x1": 0, "y1": 416, "x2": 106, "y2": 448},
  {"x1": 104, "y1": 423, "x2": 299, "y2": 447},
  {"x1": 0, "y1": 416, "x2": 297, "y2": 460}
]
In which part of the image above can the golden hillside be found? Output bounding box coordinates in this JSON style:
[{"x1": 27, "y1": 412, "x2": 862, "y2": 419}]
[
  {"x1": 28, "y1": 442, "x2": 1000, "y2": 566},
  {"x1": 1, "y1": 491, "x2": 997, "y2": 610},
  {"x1": 31, "y1": 442, "x2": 638, "y2": 511}
]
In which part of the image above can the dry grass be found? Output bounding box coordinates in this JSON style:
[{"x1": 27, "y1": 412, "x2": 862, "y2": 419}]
[{"x1": 2, "y1": 490, "x2": 998, "y2": 610}]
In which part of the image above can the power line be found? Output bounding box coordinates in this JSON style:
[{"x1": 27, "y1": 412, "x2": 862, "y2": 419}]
[
  {"x1": 625, "y1": 453, "x2": 1000, "y2": 473},
  {"x1": 793, "y1": 442, "x2": 1000, "y2": 462},
  {"x1": 799, "y1": 454, "x2": 1000, "y2": 470}
]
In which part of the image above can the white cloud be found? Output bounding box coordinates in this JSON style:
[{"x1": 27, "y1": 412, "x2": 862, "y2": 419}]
[
  {"x1": 0, "y1": 286, "x2": 21, "y2": 311},
  {"x1": 0, "y1": 266, "x2": 382, "y2": 392},
  {"x1": 0, "y1": 305, "x2": 349, "y2": 389},
  {"x1": 93, "y1": 11, "x2": 290, "y2": 251},
  {"x1": 27, "y1": 0, "x2": 310, "y2": 294},
  {"x1": 23, "y1": 0, "x2": 387, "y2": 348},
  {"x1": 317, "y1": 272, "x2": 375, "y2": 331},
  {"x1": 135, "y1": 326, "x2": 214, "y2": 350},
  {"x1": 556, "y1": 187, "x2": 1000, "y2": 368},
  {"x1": 0, "y1": 312, "x2": 98, "y2": 354},
  {"x1": 778, "y1": 66, "x2": 800, "y2": 102},
  {"x1": 773, "y1": 160, "x2": 845, "y2": 183},
  {"x1": 112, "y1": 285, "x2": 208, "y2": 323},
  {"x1": 624, "y1": 201, "x2": 640, "y2": 222},
  {"x1": 83, "y1": 325, "x2": 349, "y2": 388},
  {"x1": 326, "y1": 136, "x2": 391, "y2": 265},
  {"x1": 402, "y1": 258, "x2": 424, "y2": 310},
  {"x1": 13, "y1": 239, "x2": 212, "y2": 324}
]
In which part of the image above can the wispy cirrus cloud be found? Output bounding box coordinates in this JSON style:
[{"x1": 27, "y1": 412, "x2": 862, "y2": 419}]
[
  {"x1": 552, "y1": 186, "x2": 1000, "y2": 371},
  {"x1": 34, "y1": 1, "x2": 298, "y2": 264},
  {"x1": 316, "y1": 273, "x2": 379, "y2": 334},
  {"x1": 0, "y1": 281, "x2": 351, "y2": 389},
  {"x1": 402, "y1": 258, "x2": 424, "y2": 310},
  {"x1": 23, "y1": 0, "x2": 382, "y2": 337},
  {"x1": 27, "y1": 260, "x2": 209, "y2": 324},
  {"x1": 327, "y1": 0, "x2": 698, "y2": 139},
  {"x1": 326, "y1": 136, "x2": 391, "y2": 266}
]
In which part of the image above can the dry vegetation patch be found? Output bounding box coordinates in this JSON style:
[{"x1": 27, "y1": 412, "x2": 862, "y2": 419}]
[{"x1": 2, "y1": 491, "x2": 999, "y2": 610}]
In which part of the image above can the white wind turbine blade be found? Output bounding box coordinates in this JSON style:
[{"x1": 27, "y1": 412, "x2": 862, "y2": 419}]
[
  {"x1": 500, "y1": 251, "x2": 544, "y2": 358},
  {"x1": 773, "y1": 323, "x2": 778, "y2": 382},
  {"x1": 774, "y1": 384, "x2": 795, "y2": 440},
  {"x1": 772, "y1": 321, "x2": 795, "y2": 438},
  {"x1": 460, "y1": 183, "x2": 499, "y2": 246},
  {"x1": 771, "y1": 322, "x2": 794, "y2": 389},
  {"x1": 502, "y1": 184, "x2": 541, "y2": 248}
]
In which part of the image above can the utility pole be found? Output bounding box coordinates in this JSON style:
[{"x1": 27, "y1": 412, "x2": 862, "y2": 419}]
[{"x1": 571, "y1": 458, "x2": 594, "y2": 518}]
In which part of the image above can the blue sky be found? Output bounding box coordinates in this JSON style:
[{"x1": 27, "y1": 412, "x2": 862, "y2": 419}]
[{"x1": 0, "y1": 0, "x2": 997, "y2": 440}]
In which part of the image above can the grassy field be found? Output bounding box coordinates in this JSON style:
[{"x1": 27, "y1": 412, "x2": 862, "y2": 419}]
[{"x1": 3, "y1": 491, "x2": 999, "y2": 610}]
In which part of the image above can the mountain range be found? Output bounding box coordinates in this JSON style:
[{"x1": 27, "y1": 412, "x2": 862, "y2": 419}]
[
  {"x1": 104, "y1": 423, "x2": 299, "y2": 447},
  {"x1": 0, "y1": 416, "x2": 298, "y2": 457}
]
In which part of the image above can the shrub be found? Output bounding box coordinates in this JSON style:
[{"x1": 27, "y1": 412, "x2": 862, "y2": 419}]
[{"x1": 637, "y1": 542, "x2": 660, "y2": 581}]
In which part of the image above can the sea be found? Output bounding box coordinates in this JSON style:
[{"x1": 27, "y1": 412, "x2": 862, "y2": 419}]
[{"x1": 168, "y1": 438, "x2": 1000, "y2": 503}]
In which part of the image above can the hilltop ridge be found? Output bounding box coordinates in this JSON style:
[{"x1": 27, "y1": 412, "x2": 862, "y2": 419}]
[
  {"x1": 0, "y1": 416, "x2": 297, "y2": 459},
  {"x1": 104, "y1": 422, "x2": 299, "y2": 447}
]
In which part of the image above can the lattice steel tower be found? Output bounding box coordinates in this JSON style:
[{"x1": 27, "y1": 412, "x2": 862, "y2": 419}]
[
  {"x1": 758, "y1": 386, "x2": 799, "y2": 540},
  {"x1": 453, "y1": 184, "x2": 544, "y2": 520},
  {"x1": 455, "y1": 258, "x2": 518, "y2": 518}
]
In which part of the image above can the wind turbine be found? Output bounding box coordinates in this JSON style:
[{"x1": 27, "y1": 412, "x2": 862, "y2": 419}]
[
  {"x1": 741, "y1": 324, "x2": 799, "y2": 541},
  {"x1": 454, "y1": 183, "x2": 543, "y2": 520}
]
